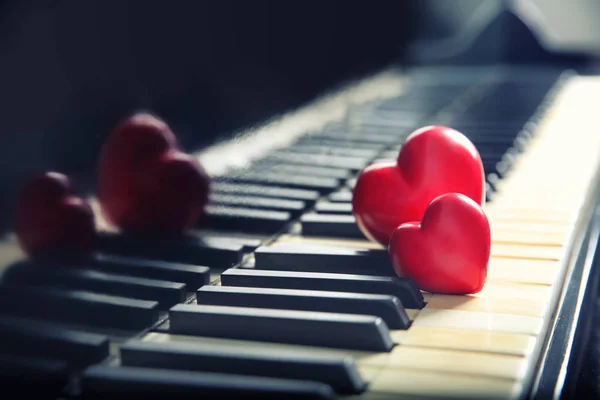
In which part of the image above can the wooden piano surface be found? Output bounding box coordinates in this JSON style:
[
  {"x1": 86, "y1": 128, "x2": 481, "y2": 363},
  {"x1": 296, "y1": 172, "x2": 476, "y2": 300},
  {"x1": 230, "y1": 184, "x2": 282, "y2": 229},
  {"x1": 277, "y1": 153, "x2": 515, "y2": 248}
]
[{"x1": 1, "y1": 66, "x2": 600, "y2": 399}]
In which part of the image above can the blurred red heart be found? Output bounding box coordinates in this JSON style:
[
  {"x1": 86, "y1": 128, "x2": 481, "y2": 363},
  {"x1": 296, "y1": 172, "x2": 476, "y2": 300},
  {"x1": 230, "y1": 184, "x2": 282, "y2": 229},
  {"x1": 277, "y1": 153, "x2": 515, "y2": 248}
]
[
  {"x1": 97, "y1": 113, "x2": 210, "y2": 233},
  {"x1": 15, "y1": 172, "x2": 96, "y2": 258},
  {"x1": 389, "y1": 193, "x2": 490, "y2": 294},
  {"x1": 352, "y1": 125, "x2": 485, "y2": 245}
]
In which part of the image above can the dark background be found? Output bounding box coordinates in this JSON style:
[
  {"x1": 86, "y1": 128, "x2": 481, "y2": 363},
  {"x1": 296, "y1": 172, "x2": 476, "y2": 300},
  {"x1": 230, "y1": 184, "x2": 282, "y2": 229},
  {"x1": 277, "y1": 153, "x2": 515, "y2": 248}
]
[
  {"x1": 0, "y1": 1, "x2": 420, "y2": 185},
  {"x1": 0, "y1": 0, "x2": 598, "y2": 232}
]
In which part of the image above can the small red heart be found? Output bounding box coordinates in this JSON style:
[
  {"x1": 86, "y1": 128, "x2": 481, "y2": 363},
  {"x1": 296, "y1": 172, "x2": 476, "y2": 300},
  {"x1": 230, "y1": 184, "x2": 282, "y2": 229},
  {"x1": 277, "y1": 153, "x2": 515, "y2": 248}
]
[
  {"x1": 97, "y1": 113, "x2": 210, "y2": 233},
  {"x1": 352, "y1": 125, "x2": 485, "y2": 245},
  {"x1": 389, "y1": 193, "x2": 490, "y2": 294},
  {"x1": 15, "y1": 172, "x2": 96, "y2": 258}
]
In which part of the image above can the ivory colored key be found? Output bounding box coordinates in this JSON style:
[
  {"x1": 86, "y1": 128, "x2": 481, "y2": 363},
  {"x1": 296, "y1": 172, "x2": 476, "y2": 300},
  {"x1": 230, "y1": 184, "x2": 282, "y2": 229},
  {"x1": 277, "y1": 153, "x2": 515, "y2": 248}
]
[
  {"x1": 412, "y1": 309, "x2": 543, "y2": 336},
  {"x1": 473, "y1": 281, "x2": 553, "y2": 302},
  {"x1": 364, "y1": 367, "x2": 521, "y2": 399},
  {"x1": 390, "y1": 326, "x2": 537, "y2": 356},
  {"x1": 486, "y1": 212, "x2": 576, "y2": 225},
  {"x1": 490, "y1": 221, "x2": 569, "y2": 236},
  {"x1": 490, "y1": 243, "x2": 564, "y2": 261},
  {"x1": 486, "y1": 258, "x2": 560, "y2": 285},
  {"x1": 490, "y1": 230, "x2": 568, "y2": 247},
  {"x1": 426, "y1": 294, "x2": 547, "y2": 317},
  {"x1": 379, "y1": 346, "x2": 528, "y2": 381}
]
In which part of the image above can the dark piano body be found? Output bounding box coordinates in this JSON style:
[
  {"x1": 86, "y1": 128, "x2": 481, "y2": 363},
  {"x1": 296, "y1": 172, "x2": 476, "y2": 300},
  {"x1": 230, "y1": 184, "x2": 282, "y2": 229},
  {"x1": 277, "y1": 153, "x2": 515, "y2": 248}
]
[{"x1": 1, "y1": 1, "x2": 600, "y2": 399}]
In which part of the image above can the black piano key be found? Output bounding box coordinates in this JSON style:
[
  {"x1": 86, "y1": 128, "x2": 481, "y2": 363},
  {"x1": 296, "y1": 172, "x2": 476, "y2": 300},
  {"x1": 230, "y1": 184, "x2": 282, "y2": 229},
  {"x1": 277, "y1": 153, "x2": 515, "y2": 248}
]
[
  {"x1": 94, "y1": 254, "x2": 210, "y2": 290},
  {"x1": 202, "y1": 205, "x2": 291, "y2": 234},
  {"x1": 221, "y1": 269, "x2": 425, "y2": 309},
  {"x1": 254, "y1": 244, "x2": 394, "y2": 276},
  {"x1": 0, "y1": 316, "x2": 110, "y2": 367},
  {"x1": 315, "y1": 202, "x2": 353, "y2": 215},
  {"x1": 249, "y1": 163, "x2": 353, "y2": 179},
  {"x1": 97, "y1": 231, "x2": 243, "y2": 268},
  {"x1": 307, "y1": 132, "x2": 402, "y2": 145},
  {"x1": 211, "y1": 182, "x2": 320, "y2": 203},
  {"x1": 120, "y1": 339, "x2": 365, "y2": 394},
  {"x1": 300, "y1": 214, "x2": 365, "y2": 239},
  {"x1": 282, "y1": 144, "x2": 380, "y2": 159},
  {"x1": 263, "y1": 152, "x2": 370, "y2": 171},
  {"x1": 294, "y1": 137, "x2": 386, "y2": 150},
  {"x1": 210, "y1": 194, "x2": 306, "y2": 215},
  {"x1": 81, "y1": 365, "x2": 335, "y2": 400},
  {"x1": 197, "y1": 234, "x2": 263, "y2": 252},
  {"x1": 1, "y1": 266, "x2": 186, "y2": 309},
  {"x1": 328, "y1": 191, "x2": 353, "y2": 203},
  {"x1": 0, "y1": 355, "x2": 68, "y2": 398},
  {"x1": 0, "y1": 286, "x2": 159, "y2": 331},
  {"x1": 169, "y1": 304, "x2": 394, "y2": 352},
  {"x1": 218, "y1": 172, "x2": 340, "y2": 192},
  {"x1": 196, "y1": 286, "x2": 410, "y2": 329}
]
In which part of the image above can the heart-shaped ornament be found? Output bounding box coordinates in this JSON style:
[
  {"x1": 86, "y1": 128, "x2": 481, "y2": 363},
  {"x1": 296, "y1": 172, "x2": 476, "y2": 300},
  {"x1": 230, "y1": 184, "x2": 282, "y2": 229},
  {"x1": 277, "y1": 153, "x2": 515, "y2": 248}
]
[
  {"x1": 389, "y1": 193, "x2": 490, "y2": 294},
  {"x1": 352, "y1": 125, "x2": 485, "y2": 245},
  {"x1": 97, "y1": 113, "x2": 210, "y2": 233},
  {"x1": 15, "y1": 172, "x2": 96, "y2": 258}
]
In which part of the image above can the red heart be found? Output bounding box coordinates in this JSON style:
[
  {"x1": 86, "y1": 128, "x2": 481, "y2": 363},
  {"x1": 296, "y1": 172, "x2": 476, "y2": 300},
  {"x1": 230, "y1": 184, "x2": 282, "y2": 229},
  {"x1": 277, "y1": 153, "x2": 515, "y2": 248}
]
[
  {"x1": 352, "y1": 125, "x2": 485, "y2": 245},
  {"x1": 97, "y1": 113, "x2": 210, "y2": 233},
  {"x1": 15, "y1": 172, "x2": 96, "y2": 258},
  {"x1": 389, "y1": 193, "x2": 490, "y2": 294}
]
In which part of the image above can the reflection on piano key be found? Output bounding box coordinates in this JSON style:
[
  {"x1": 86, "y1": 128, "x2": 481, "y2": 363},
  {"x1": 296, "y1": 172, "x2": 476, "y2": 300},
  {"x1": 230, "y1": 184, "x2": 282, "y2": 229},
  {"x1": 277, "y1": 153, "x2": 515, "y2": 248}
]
[
  {"x1": 0, "y1": 316, "x2": 110, "y2": 367},
  {"x1": 220, "y1": 269, "x2": 425, "y2": 309},
  {"x1": 196, "y1": 286, "x2": 411, "y2": 329},
  {"x1": 169, "y1": 304, "x2": 394, "y2": 352},
  {"x1": 413, "y1": 308, "x2": 543, "y2": 336},
  {"x1": 253, "y1": 244, "x2": 394, "y2": 276},
  {"x1": 120, "y1": 339, "x2": 366, "y2": 394},
  {"x1": 81, "y1": 365, "x2": 336, "y2": 400}
]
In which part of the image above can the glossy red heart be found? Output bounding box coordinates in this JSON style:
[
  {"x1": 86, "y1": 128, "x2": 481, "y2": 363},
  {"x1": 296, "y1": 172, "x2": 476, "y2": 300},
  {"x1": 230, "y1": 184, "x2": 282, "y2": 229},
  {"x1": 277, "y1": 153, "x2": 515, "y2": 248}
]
[
  {"x1": 352, "y1": 125, "x2": 485, "y2": 245},
  {"x1": 15, "y1": 172, "x2": 96, "y2": 258},
  {"x1": 389, "y1": 193, "x2": 490, "y2": 294},
  {"x1": 97, "y1": 113, "x2": 210, "y2": 233}
]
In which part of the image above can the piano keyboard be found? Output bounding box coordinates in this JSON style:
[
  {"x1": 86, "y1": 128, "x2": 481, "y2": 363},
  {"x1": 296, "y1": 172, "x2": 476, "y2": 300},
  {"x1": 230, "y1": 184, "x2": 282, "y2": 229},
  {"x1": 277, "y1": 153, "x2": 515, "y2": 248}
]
[{"x1": 1, "y1": 66, "x2": 600, "y2": 399}]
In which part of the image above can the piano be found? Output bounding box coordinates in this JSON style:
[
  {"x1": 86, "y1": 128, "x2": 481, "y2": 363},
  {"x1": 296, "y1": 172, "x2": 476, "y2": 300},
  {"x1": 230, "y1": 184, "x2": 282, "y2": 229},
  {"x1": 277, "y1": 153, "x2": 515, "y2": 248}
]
[{"x1": 1, "y1": 2, "x2": 600, "y2": 399}]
